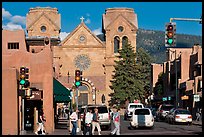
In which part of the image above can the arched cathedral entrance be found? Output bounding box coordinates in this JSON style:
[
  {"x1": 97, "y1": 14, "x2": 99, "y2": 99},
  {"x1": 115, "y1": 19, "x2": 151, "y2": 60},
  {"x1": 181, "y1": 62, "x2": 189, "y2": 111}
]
[{"x1": 73, "y1": 77, "x2": 96, "y2": 106}]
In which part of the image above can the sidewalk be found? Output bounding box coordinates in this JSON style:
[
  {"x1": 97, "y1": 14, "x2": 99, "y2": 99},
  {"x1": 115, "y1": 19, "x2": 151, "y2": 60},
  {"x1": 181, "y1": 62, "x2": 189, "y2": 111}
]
[{"x1": 192, "y1": 120, "x2": 202, "y2": 126}]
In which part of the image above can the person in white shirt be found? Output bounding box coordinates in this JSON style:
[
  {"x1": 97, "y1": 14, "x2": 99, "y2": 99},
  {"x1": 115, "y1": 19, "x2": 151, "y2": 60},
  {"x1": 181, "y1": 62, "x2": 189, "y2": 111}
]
[
  {"x1": 70, "y1": 108, "x2": 79, "y2": 135},
  {"x1": 84, "y1": 109, "x2": 93, "y2": 135}
]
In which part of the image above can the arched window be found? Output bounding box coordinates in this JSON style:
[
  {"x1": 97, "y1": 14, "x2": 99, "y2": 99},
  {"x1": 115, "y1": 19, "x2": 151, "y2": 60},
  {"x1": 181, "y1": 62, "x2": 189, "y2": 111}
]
[
  {"x1": 122, "y1": 36, "x2": 128, "y2": 49},
  {"x1": 114, "y1": 36, "x2": 120, "y2": 53},
  {"x1": 78, "y1": 85, "x2": 89, "y2": 91}
]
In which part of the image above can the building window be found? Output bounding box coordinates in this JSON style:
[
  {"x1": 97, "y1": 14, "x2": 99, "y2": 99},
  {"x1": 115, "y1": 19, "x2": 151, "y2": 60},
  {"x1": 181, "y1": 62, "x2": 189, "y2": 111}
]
[
  {"x1": 8, "y1": 42, "x2": 19, "y2": 49},
  {"x1": 118, "y1": 26, "x2": 124, "y2": 32},
  {"x1": 114, "y1": 36, "x2": 120, "y2": 53},
  {"x1": 122, "y1": 36, "x2": 128, "y2": 49},
  {"x1": 41, "y1": 25, "x2": 46, "y2": 32}
]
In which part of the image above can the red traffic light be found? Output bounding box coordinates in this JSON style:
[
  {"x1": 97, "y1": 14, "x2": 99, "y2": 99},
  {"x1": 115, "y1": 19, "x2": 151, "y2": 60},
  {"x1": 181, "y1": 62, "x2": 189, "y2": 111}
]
[
  {"x1": 167, "y1": 25, "x2": 173, "y2": 31},
  {"x1": 75, "y1": 70, "x2": 81, "y2": 76}
]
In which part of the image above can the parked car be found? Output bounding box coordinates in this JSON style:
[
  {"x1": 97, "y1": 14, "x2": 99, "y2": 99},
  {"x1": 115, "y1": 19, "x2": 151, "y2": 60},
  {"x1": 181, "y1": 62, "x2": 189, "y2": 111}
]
[
  {"x1": 81, "y1": 104, "x2": 111, "y2": 130},
  {"x1": 124, "y1": 103, "x2": 144, "y2": 120},
  {"x1": 167, "y1": 108, "x2": 192, "y2": 125},
  {"x1": 155, "y1": 104, "x2": 174, "y2": 121},
  {"x1": 129, "y1": 108, "x2": 154, "y2": 129}
]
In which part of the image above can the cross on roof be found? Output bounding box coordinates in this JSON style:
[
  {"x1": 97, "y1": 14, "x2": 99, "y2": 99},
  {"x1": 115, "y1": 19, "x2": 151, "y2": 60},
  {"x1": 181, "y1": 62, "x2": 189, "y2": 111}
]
[{"x1": 80, "y1": 16, "x2": 85, "y2": 23}]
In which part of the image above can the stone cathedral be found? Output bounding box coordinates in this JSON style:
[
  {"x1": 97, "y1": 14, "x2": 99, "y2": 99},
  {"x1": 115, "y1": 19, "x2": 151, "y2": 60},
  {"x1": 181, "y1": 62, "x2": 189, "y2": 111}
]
[{"x1": 26, "y1": 7, "x2": 138, "y2": 106}]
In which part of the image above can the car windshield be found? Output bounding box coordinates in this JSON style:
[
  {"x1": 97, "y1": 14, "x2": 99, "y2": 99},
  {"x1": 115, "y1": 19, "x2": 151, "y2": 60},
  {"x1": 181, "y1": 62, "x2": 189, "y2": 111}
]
[
  {"x1": 135, "y1": 109, "x2": 150, "y2": 115},
  {"x1": 130, "y1": 105, "x2": 143, "y2": 108},
  {"x1": 161, "y1": 105, "x2": 174, "y2": 111},
  {"x1": 175, "y1": 110, "x2": 191, "y2": 114},
  {"x1": 88, "y1": 106, "x2": 108, "y2": 114},
  {"x1": 98, "y1": 107, "x2": 108, "y2": 113}
]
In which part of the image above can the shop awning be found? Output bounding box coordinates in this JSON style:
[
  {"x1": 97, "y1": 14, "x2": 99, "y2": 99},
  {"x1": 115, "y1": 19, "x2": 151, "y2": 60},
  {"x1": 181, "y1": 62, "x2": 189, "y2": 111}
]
[{"x1": 53, "y1": 78, "x2": 71, "y2": 103}]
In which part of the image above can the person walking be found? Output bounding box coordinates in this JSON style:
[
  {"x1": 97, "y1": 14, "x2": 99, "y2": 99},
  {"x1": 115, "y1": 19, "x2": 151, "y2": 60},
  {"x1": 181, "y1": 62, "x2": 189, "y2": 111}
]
[
  {"x1": 84, "y1": 108, "x2": 93, "y2": 135},
  {"x1": 92, "y1": 108, "x2": 101, "y2": 135},
  {"x1": 110, "y1": 108, "x2": 120, "y2": 135},
  {"x1": 35, "y1": 109, "x2": 46, "y2": 135},
  {"x1": 196, "y1": 109, "x2": 201, "y2": 121},
  {"x1": 70, "y1": 108, "x2": 79, "y2": 135}
]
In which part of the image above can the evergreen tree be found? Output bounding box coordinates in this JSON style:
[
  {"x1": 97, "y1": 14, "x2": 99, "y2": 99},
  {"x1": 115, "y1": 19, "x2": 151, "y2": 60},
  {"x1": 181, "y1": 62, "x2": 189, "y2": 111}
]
[
  {"x1": 109, "y1": 44, "x2": 152, "y2": 107},
  {"x1": 136, "y1": 47, "x2": 153, "y2": 103}
]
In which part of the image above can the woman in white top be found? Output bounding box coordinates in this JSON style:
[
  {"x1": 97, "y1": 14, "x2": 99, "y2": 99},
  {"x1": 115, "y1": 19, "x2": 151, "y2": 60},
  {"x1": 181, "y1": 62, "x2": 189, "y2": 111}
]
[{"x1": 70, "y1": 108, "x2": 79, "y2": 135}]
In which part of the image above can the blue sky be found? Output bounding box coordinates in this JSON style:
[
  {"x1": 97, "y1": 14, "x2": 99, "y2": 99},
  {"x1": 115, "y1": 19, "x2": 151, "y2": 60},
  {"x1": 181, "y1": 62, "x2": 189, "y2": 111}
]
[{"x1": 2, "y1": 2, "x2": 202, "y2": 40}]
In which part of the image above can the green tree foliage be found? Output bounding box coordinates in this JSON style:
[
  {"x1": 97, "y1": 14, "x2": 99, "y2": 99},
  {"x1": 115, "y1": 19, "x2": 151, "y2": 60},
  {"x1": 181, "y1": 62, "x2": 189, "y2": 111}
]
[
  {"x1": 153, "y1": 72, "x2": 164, "y2": 96},
  {"x1": 109, "y1": 44, "x2": 152, "y2": 107},
  {"x1": 136, "y1": 47, "x2": 153, "y2": 101}
]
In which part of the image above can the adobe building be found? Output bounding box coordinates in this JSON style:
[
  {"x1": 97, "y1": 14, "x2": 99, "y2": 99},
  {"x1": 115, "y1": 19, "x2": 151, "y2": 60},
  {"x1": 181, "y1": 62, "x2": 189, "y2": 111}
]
[
  {"x1": 2, "y1": 7, "x2": 62, "y2": 135},
  {"x1": 151, "y1": 45, "x2": 202, "y2": 118},
  {"x1": 2, "y1": 7, "x2": 138, "y2": 134},
  {"x1": 2, "y1": 29, "x2": 54, "y2": 134}
]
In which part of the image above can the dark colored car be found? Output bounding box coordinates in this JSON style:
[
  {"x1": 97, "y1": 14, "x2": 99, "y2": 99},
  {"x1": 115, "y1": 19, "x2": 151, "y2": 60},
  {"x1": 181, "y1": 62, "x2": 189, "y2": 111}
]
[{"x1": 155, "y1": 104, "x2": 174, "y2": 121}]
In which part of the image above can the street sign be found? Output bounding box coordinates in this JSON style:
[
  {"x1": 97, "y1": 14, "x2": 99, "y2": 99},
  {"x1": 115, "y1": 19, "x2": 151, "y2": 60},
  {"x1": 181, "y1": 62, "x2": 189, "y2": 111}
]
[
  {"x1": 194, "y1": 95, "x2": 200, "y2": 102},
  {"x1": 162, "y1": 97, "x2": 167, "y2": 101},
  {"x1": 181, "y1": 95, "x2": 189, "y2": 100}
]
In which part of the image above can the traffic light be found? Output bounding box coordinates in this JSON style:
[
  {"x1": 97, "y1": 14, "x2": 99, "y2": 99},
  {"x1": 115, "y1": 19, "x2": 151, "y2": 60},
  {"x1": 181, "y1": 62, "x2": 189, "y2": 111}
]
[
  {"x1": 19, "y1": 67, "x2": 29, "y2": 88},
  {"x1": 75, "y1": 70, "x2": 82, "y2": 87},
  {"x1": 165, "y1": 22, "x2": 176, "y2": 47}
]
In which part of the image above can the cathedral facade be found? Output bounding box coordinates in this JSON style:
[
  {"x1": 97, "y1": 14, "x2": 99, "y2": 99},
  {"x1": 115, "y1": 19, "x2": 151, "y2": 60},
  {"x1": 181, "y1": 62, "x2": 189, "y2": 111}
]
[{"x1": 26, "y1": 7, "x2": 138, "y2": 106}]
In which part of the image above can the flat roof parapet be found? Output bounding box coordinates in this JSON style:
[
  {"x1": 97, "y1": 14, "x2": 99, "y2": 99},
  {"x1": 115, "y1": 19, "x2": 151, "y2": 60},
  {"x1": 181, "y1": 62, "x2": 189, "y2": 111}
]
[
  {"x1": 105, "y1": 7, "x2": 134, "y2": 13},
  {"x1": 29, "y1": 7, "x2": 58, "y2": 13}
]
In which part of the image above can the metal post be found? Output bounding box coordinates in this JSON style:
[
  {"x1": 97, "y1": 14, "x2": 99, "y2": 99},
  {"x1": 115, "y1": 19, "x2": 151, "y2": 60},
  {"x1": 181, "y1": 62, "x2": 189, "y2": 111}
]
[
  {"x1": 95, "y1": 90, "x2": 96, "y2": 105},
  {"x1": 20, "y1": 98, "x2": 26, "y2": 135},
  {"x1": 76, "y1": 88, "x2": 78, "y2": 109},
  {"x1": 175, "y1": 50, "x2": 178, "y2": 108}
]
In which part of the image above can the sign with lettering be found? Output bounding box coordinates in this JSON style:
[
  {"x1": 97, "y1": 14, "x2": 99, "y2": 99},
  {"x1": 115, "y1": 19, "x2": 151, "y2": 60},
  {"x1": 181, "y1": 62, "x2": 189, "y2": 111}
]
[
  {"x1": 28, "y1": 90, "x2": 42, "y2": 100},
  {"x1": 194, "y1": 95, "x2": 200, "y2": 102},
  {"x1": 181, "y1": 95, "x2": 189, "y2": 100}
]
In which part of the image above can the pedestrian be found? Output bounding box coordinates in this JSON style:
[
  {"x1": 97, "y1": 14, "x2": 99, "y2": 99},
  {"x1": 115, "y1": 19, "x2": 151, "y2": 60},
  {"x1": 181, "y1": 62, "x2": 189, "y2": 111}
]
[
  {"x1": 110, "y1": 107, "x2": 120, "y2": 135},
  {"x1": 35, "y1": 109, "x2": 46, "y2": 135},
  {"x1": 84, "y1": 108, "x2": 93, "y2": 135},
  {"x1": 196, "y1": 109, "x2": 201, "y2": 121},
  {"x1": 70, "y1": 108, "x2": 79, "y2": 135},
  {"x1": 92, "y1": 108, "x2": 101, "y2": 135}
]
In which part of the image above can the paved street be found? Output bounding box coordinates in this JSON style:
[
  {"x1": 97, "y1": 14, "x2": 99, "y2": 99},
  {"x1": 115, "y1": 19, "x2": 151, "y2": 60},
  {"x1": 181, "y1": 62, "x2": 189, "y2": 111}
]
[{"x1": 25, "y1": 115, "x2": 202, "y2": 135}]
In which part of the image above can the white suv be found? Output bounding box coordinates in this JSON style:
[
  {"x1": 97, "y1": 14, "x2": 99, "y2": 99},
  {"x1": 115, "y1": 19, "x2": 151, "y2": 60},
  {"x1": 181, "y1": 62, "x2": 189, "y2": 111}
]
[{"x1": 124, "y1": 103, "x2": 144, "y2": 120}]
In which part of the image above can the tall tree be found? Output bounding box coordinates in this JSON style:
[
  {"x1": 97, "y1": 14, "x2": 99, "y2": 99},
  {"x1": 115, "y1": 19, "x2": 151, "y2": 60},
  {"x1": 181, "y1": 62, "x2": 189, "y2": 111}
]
[
  {"x1": 136, "y1": 47, "x2": 153, "y2": 103},
  {"x1": 109, "y1": 44, "x2": 153, "y2": 107}
]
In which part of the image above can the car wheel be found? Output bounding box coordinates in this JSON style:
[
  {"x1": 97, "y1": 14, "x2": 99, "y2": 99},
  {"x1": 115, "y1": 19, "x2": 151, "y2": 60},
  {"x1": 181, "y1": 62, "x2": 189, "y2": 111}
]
[{"x1": 187, "y1": 122, "x2": 192, "y2": 126}]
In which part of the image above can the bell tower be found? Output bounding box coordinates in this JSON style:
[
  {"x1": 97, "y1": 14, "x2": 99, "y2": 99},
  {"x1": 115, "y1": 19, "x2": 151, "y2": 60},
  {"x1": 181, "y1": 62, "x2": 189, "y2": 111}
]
[
  {"x1": 102, "y1": 8, "x2": 138, "y2": 57},
  {"x1": 102, "y1": 8, "x2": 138, "y2": 101},
  {"x1": 26, "y1": 7, "x2": 61, "y2": 37}
]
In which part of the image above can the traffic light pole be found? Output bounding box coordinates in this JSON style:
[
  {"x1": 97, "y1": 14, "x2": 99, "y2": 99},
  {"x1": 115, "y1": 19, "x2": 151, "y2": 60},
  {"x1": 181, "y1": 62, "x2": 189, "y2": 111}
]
[{"x1": 76, "y1": 88, "x2": 78, "y2": 110}]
